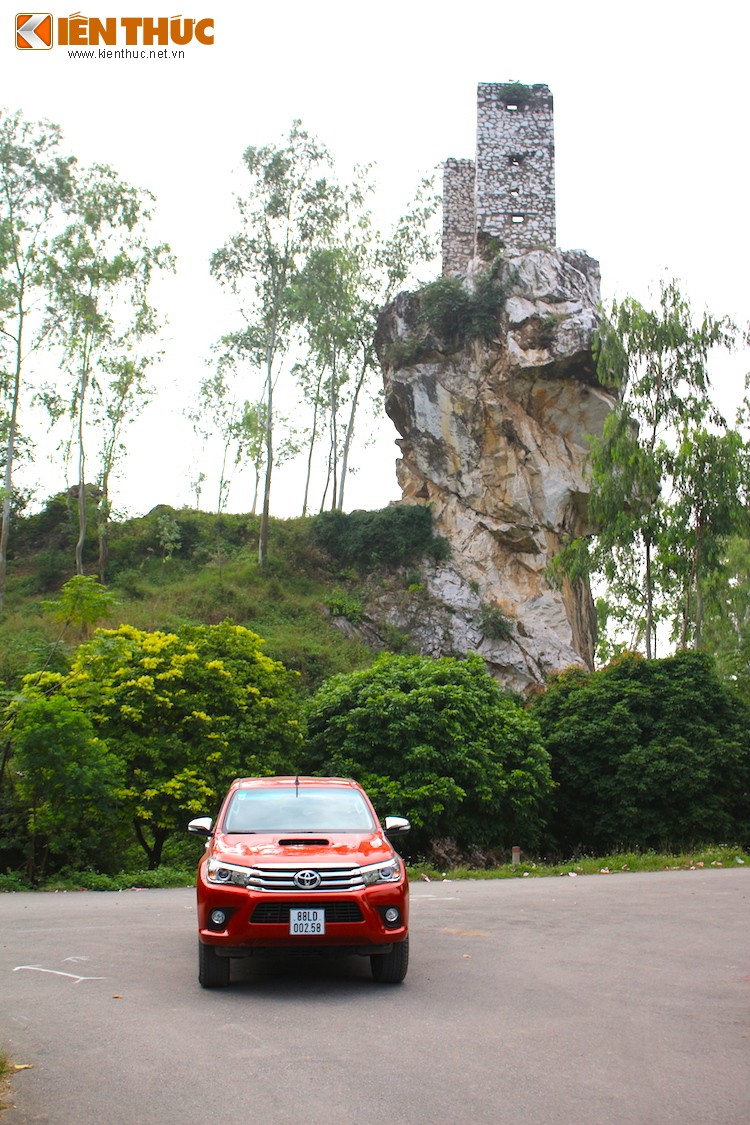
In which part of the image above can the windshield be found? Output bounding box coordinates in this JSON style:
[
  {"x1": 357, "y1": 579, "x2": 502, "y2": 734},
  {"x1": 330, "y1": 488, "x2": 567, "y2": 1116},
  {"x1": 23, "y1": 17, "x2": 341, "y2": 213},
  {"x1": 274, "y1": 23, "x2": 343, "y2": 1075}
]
[{"x1": 222, "y1": 787, "x2": 376, "y2": 834}]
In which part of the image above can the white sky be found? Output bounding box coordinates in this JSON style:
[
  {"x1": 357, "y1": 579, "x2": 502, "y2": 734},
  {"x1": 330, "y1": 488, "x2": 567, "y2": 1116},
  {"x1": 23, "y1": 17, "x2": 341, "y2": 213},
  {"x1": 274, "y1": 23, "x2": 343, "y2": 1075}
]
[{"x1": 3, "y1": 0, "x2": 749, "y2": 518}]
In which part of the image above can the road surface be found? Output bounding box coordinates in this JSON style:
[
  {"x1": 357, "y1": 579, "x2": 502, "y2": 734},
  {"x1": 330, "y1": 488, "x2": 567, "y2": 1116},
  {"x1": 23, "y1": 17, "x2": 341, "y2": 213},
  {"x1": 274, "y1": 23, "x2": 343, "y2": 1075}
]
[{"x1": 1, "y1": 870, "x2": 748, "y2": 1124}]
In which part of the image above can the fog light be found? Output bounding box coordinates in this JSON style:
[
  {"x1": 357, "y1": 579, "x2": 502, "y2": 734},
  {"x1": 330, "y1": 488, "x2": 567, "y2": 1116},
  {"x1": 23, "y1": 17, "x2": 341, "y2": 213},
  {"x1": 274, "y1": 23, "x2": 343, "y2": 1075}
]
[
  {"x1": 210, "y1": 909, "x2": 227, "y2": 926},
  {"x1": 384, "y1": 907, "x2": 400, "y2": 924}
]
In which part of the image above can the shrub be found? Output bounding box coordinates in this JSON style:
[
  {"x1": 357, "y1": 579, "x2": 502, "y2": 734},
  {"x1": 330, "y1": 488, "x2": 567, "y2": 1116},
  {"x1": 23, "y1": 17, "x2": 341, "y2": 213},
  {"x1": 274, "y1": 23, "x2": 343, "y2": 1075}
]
[
  {"x1": 478, "y1": 605, "x2": 514, "y2": 641},
  {"x1": 302, "y1": 653, "x2": 552, "y2": 856},
  {"x1": 310, "y1": 504, "x2": 449, "y2": 571},
  {"x1": 418, "y1": 276, "x2": 475, "y2": 342},
  {"x1": 418, "y1": 268, "x2": 508, "y2": 347},
  {"x1": 531, "y1": 651, "x2": 750, "y2": 852},
  {"x1": 12, "y1": 620, "x2": 303, "y2": 869},
  {"x1": 10, "y1": 695, "x2": 126, "y2": 878},
  {"x1": 325, "y1": 590, "x2": 364, "y2": 624}
]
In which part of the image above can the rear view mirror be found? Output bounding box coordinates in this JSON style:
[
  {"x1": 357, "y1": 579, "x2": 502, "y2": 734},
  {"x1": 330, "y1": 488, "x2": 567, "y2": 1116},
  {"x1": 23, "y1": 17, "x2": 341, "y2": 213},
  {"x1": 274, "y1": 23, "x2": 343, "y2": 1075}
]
[
  {"x1": 188, "y1": 817, "x2": 213, "y2": 836},
  {"x1": 384, "y1": 816, "x2": 410, "y2": 837}
]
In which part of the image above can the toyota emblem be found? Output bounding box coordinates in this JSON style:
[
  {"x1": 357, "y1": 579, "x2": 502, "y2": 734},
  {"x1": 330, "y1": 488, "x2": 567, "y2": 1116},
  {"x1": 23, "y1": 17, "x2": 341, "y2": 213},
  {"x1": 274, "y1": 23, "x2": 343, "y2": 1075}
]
[{"x1": 293, "y1": 869, "x2": 321, "y2": 889}]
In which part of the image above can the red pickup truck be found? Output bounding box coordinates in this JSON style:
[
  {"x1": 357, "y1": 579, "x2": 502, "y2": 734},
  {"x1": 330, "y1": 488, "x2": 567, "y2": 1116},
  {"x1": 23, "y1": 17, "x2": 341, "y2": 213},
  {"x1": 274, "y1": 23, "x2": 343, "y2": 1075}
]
[{"x1": 188, "y1": 776, "x2": 410, "y2": 987}]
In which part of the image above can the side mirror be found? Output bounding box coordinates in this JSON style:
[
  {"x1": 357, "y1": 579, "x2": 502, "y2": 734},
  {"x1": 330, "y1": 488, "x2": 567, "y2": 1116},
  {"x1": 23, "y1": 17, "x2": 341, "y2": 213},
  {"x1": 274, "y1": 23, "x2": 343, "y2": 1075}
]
[
  {"x1": 384, "y1": 816, "x2": 410, "y2": 837},
  {"x1": 188, "y1": 816, "x2": 213, "y2": 836}
]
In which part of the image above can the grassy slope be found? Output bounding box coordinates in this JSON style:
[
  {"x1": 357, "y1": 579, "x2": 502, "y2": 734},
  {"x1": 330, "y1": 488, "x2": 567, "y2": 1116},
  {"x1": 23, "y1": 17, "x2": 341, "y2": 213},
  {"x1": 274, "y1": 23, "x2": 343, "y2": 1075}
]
[{"x1": 0, "y1": 508, "x2": 384, "y2": 693}]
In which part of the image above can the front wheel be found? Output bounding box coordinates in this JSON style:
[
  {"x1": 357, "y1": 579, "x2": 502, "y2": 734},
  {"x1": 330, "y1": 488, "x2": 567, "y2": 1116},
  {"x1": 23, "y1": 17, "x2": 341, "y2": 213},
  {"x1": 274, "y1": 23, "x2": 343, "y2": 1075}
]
[
  {"x1": 371, "y1": 936, "x2": 409, "y2": 983},
  {"x1": 199, "y1": 941, "x2": 230, "y2": 988}
]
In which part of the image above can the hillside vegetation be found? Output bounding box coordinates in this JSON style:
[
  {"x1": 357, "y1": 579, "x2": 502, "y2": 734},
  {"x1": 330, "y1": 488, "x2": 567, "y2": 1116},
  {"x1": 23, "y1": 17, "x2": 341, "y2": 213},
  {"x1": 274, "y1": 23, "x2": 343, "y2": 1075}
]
[
  {"x1": 1, "y1": 495, "x2": 748, "y2": 885},
  {"x1": 1, "y1": 496, "x2": 446, "y2": 691}
]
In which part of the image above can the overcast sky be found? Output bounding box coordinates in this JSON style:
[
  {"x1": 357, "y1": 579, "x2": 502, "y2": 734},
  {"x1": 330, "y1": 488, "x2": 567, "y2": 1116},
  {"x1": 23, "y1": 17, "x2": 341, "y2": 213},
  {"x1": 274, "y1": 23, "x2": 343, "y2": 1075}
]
[{"x1": 3, "y1": 0, "x2": 749, "y2": 518}]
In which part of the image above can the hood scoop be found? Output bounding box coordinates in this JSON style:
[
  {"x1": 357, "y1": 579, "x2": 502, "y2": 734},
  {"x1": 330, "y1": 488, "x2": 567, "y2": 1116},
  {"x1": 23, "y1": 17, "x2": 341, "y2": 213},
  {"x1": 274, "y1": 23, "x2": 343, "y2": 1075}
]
[{"x1": 278, "y1": 838, "x2": 330, "y2": 847}]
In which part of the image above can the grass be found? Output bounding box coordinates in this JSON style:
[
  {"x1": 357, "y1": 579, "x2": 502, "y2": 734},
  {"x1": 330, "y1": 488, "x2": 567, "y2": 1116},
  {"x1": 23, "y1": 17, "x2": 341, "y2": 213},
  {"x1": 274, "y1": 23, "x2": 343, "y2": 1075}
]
[
  {"x1": 0, "y1": 1051, "x2": 13, "y2": 1114},
  {"x1": 0, "y1": 866, "x2": 196, "y2": 893},
  {"x1": 407, "y1": 845, "x2": 750, "y2": 882},
  {"x1": 2, "y1": 847, "x2": 748, "y2": 893},
  {"x1": 1, "y1": 511, "x2": 383, "y2": 693}
]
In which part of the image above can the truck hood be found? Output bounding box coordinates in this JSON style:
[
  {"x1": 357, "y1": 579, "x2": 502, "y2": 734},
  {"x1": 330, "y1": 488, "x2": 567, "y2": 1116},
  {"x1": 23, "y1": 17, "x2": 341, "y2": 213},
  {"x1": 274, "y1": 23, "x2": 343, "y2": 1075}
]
[{"x1": 210, "y1": 832, "x2": 394, "y2": 867}]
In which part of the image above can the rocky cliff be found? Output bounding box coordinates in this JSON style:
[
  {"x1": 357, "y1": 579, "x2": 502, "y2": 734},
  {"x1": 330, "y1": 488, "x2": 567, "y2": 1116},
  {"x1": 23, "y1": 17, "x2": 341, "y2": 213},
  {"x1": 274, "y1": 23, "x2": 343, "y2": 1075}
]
[{"x1": 375, "y1": 248, "x2": 616, "y2": 694}]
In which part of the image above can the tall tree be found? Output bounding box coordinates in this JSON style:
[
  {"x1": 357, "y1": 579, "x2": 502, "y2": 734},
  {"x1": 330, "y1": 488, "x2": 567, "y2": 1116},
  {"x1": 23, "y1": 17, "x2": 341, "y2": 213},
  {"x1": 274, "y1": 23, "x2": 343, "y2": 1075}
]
[
  {"x1": 701, "y1": 533, "x2": 750, "y2": 701},
  {"x1": 188, "y1": 363, "x2": 249, "y2": 519},
  {"x1": 290, "y1": 173, "x2": 439, "y2": 512},
  {"x1": 568, "y1": 281, "x2": 741, "y2": 657},
  {"x1": 0, "y1": 111, "x2": 75, "y2": 607},
  {"x1": 49, "y1": 163, "x2": 171, "y2": 576},
  {"x1": 665, "y1": 427, "x2": 749, "y2": 648},
  {"x1": 16, "y1": 621, "x2": 303, "y2": 868},
  {"x1": 210, "y1": 121, "x2": 342, "y2": 567},
  {"x1": 93, "y1": 353, "x2": 155, "y2": 581}
]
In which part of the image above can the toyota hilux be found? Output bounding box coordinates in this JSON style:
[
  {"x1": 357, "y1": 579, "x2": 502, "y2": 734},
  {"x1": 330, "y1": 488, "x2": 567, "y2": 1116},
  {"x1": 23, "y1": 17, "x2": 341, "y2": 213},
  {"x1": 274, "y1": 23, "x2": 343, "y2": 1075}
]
[{"x1": 188, "y1": 776, "x2": 410, "y2": 987}]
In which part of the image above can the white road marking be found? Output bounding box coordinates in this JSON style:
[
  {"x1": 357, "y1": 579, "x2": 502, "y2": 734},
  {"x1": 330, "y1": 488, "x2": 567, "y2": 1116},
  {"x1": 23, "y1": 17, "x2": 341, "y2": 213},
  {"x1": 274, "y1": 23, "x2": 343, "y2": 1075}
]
[{"x1": 14, "y1": 965, "x2": 105, "y2": 984}]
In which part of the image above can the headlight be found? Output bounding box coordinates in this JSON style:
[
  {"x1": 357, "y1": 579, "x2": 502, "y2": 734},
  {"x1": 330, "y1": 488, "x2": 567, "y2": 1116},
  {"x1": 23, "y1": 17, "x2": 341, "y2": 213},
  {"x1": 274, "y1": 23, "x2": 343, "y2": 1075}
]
[
  {"x1": 359, "y1": 860, "x2": 401, "y2": 886},
  {"x1": 206, "y1": 858, "x2": 251, "y2": 886}
]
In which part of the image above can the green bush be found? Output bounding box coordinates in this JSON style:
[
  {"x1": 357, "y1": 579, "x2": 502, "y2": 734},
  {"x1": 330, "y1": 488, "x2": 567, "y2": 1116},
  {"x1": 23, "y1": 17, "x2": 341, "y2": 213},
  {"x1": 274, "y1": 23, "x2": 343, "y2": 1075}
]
[
  {"x1": 0, "y1": 870, "x2": 29, "y2": 892},
  {"x1": 325, "y1": 590, "x2": 364, "y2": 623},
  {"x1": 310, "y1": 505, "x2": 449, "y2": 571},
  {"x1": 10, "y1": 695, "x2": 127, "y2": 878},
  {"x1": 418, "y1": 276, "x2": 475, "y2": 341},
  {"x1": 418, "y1": 268, "x2": 508, "y2": 347},
  {"x1": 10, "y1": 492, "x2": 99, "y2": 573},
  {"x1": 302, "y1": 653, "x2": 552, "y2": 856},
  {"x1": 478, "y1": 606, "x2": 514, "y2": 641},
  {"x1": 10, "y1": 620, "x2": 303, "y2": 870},
  {"x1": 531, "y1": 651, "x2": 750, "y2": 853}
]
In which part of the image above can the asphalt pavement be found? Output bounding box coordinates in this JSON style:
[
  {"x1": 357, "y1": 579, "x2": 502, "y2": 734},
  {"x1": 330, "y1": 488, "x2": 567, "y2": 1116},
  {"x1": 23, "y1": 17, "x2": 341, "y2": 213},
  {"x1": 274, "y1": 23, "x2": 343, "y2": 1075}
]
[{"x1": 1, "y1": 869, "x2": 748, "y2": 1125}]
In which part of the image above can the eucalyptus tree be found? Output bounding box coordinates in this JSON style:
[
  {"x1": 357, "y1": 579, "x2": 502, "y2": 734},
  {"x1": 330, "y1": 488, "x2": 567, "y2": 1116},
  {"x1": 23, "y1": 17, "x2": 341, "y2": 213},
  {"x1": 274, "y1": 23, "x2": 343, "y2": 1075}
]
[
  {"x1": 188, "y1": 363, "x2": 249, "y2": 519},
  {"x1": 0, "y1": 110, "x2": 75, "y2": 607},
  {"x1": 289, "y1": 173, "x2": 439, "y2": 512},
  {"x1": 577, "y1": 281, "x2": 742, "y2": 656},
  {"x1": 665, "y1": 426, "x2": 749, "y2": 648},
  {"x1": 93, "y1": 353, "x2": 155, "y2": 581},
  {"x1": 49, "y1": 163, "x2": 172, "y2": 577},
  {"x1": 210, "y1": 121, "x2": 343, "y2": 567},
  {"x1": 701, "y1": 534, "x2": 750, "y2": 700},
  {"x1": 289, "y1": 243, "x2": 361, "y2": 512},
  {"x1": 190, "y1": 340, "x2": 300, "y2": 519},
  {"x1": 187, "y1": 358, "x2": 264, "y2": 572}
]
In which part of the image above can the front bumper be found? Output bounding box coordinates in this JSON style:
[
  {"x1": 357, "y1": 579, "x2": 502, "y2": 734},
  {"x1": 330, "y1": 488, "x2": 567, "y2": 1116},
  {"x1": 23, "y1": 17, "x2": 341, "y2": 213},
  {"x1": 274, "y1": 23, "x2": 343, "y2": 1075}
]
[{"x1": 197, "y1": 871, "x2": 409, "y2": 954}]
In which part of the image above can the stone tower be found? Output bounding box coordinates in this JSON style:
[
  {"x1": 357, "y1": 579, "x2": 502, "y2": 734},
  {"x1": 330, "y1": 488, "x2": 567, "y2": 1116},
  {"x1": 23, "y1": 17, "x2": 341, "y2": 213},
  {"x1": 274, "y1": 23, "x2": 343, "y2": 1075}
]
[{"x1": 442, "y1": 82, "x2": 556, "y2": 274}]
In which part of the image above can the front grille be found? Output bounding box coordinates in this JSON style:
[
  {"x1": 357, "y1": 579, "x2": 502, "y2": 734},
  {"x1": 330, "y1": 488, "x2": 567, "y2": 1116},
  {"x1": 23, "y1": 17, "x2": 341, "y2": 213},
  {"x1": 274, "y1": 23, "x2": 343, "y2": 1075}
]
[
  {"x1": 245, "y1": 865, "x2": 365, "y2": 892},
  {"x1": 250, "y1": 901, "x2": 364, "y2": 924}
]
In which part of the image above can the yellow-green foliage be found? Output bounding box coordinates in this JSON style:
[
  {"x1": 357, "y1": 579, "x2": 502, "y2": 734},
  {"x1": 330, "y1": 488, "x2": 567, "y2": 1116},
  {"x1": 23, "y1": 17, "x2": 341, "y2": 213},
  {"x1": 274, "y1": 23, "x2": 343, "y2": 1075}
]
[{"x1": 16, "y1": 620, "x2": 303, "y2": 867}]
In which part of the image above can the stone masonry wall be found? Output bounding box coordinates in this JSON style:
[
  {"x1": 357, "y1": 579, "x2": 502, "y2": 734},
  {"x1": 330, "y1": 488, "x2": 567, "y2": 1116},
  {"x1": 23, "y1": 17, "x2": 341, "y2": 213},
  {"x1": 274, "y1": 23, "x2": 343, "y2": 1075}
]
[
  {"x1": 443, "y1": 82, "x2": 556, "y2": 273},
  {"x1": 442, "y1": 158, "x2": 476, "y2": 275}
]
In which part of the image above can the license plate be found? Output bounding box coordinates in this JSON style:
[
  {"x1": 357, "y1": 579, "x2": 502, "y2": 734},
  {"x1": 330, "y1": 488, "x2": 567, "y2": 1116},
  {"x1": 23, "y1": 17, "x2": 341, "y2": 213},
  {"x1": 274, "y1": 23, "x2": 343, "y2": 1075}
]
[{"x1": 289, "y1": 908, "x2": 325, "y2": 935}]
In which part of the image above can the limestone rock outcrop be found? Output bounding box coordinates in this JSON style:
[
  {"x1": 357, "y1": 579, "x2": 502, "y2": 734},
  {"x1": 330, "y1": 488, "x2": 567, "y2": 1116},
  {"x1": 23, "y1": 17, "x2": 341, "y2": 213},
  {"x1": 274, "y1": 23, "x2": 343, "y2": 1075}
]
[{"x1": 375, "y1": 248, "x2": 616, "y2": 694}]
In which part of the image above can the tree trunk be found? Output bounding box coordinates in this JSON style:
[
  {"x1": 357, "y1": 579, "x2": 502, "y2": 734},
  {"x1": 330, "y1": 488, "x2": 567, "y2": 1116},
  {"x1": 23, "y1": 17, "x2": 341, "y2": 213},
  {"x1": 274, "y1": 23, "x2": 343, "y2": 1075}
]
[
  {"x1": 0, "y1": 314, "x2": 24, "y2": 610},
  {"x1": 258, "y1": 356, "x2": 274, "y2": 570},
  {"x1": 134, "y1": 820, "x2": 168, "y2": 869},
  {"x1": 694, "y1": 529, "x2": 704, "y2": 649},
  {"x1": 75, "y1": 357, "x2": 90, "y2": 576},
  {"x1": 336, "y1": 347, "x2": 369, "y2": 511},
  {"x1": 328, "y1": 350, "x2": 338, "y2": 510},
  {"x1": 644, "y1": 535, "x2": 653, "y2": 659},
  {"x1": 302, "y1": 372, "x2": 323, "y2": 516},
  {"x1": 97, "y1": 487, "x2": 110, "y2": 583}
]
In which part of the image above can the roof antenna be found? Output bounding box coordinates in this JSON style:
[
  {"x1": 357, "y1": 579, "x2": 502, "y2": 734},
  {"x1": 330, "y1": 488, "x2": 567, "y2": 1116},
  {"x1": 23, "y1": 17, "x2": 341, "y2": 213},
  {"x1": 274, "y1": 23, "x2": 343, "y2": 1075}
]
[{"x1": 295, "y1": 774, "x2": 300, "y2": 797}]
